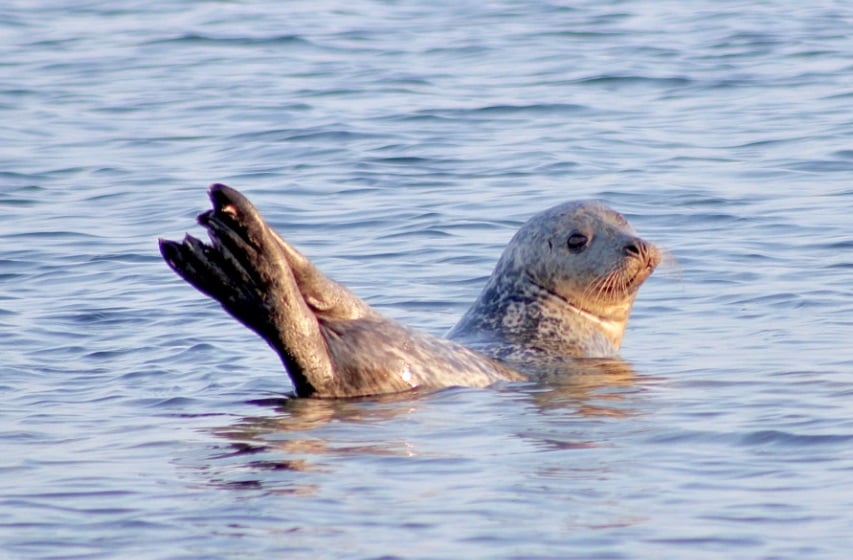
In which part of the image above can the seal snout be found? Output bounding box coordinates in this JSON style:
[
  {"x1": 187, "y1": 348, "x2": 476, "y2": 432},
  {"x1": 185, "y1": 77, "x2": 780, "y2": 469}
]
[{"x1": 622, "y1": 238, "x2": 661, "y2": 271}]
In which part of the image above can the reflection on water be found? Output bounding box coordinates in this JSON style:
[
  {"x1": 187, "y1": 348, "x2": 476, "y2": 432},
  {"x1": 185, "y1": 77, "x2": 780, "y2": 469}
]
[
  {"x1": 208, "y1": 392, "x2": 431, "y2": 492},
  {"x1": 240, "y1": 390, "x2": 431, "y2": 432},
  {"x1": 529, "y1": 358, "x2": 641, "y2": 415},
  {"x1": 208, "y1": 358, "x2": 642, "y2": 491}
]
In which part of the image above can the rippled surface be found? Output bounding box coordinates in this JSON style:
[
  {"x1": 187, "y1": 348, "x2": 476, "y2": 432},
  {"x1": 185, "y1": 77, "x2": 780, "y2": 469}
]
[{"x1": 3, "y1": 1, "x2": 853, "y2": 558}]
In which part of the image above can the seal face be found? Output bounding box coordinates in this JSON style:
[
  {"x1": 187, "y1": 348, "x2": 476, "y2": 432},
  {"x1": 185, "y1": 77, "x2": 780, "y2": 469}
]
[
  {"x1": 159, "y1": 185, "x2": 659, "y2": 398},
  {"x1": 447, "y1": 201, "x2": 661, "y2": 373}
]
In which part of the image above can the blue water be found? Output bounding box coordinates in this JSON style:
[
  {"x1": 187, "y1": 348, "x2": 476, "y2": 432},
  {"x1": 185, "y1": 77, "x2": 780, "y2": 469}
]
[{"x1": 3, "y1": 1, "x2": 853, "y2": 558}]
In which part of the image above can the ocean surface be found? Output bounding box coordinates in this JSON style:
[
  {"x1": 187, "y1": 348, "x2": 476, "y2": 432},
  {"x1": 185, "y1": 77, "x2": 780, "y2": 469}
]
[{"x1": 2, "y1": 1, "x2": 853, "y2": 558}]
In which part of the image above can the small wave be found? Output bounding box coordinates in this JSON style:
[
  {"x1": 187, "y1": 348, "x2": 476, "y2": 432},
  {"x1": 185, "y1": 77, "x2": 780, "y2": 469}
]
[
  {"x1": 739, "y1": 430, "x2": 853, "y2": 447},
  {"x1": 143, "y1": 33, "x2": 312, "y2": 48},
  {"x1": 396, "y1": 103, "x2": 590, "y2": 122},
  {"x1": 574, "y1": 74, "x2": 693, "y2": 88}
]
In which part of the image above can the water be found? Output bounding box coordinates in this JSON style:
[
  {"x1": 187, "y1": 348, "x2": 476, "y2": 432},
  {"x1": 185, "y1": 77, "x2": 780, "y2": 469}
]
[{"x1": 2, "y1": 1, "x2": 853, "y2": 558}]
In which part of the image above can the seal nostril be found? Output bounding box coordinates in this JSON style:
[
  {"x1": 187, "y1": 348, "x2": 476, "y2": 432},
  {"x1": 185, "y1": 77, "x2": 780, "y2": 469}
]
[{"x1": 623, "y1": 242, "x2": 641, "y2": 257}]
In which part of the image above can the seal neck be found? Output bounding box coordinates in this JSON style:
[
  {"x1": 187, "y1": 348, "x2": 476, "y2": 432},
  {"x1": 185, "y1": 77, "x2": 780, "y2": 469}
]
[
  {"x1": 449, "y1": 270, "x2": 626, "y2": 358},
  {"x1": 516, "y1": 271, "x2": 627, "y2": 356},
  {"x1": 560, "y1": 298, "x2": 626, "y2": 353}
]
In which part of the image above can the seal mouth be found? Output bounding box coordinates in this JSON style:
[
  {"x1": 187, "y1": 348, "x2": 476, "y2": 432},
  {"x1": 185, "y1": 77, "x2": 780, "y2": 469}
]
[
  {"x1": 623, "y1": 261, "x2": 655, "y2": 291},
  {"x1": 579, "y1": 261, "x2": 655, "y2": 304},
  {"x1": 614, "y1": 240, "x2": 661, "y2": 294}
]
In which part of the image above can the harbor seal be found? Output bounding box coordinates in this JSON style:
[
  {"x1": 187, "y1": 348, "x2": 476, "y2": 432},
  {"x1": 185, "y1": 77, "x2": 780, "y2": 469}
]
[{"x1": 159, "y1": 184, "x2": 659, "y2": 398}]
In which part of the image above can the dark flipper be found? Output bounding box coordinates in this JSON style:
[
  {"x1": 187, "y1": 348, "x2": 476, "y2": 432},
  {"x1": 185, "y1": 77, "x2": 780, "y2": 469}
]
[{"x1": 159, "y1": 184, "x2": 338, "y2": 397}]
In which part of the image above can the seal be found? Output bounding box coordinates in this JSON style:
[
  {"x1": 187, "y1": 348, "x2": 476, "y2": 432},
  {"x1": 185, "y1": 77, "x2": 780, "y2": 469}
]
[{"x1": 159, "y1": 184, "x2": 659, "y2": 398}]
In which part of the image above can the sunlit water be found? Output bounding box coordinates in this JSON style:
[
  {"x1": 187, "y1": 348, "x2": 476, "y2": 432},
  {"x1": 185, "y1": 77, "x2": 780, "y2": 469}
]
[{"x1": 2, "y1": 1, "x2": 853, "y2": 559}]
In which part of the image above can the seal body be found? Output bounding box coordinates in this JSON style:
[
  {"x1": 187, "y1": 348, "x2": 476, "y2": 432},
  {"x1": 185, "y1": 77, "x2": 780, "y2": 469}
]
[{"x1": 160, "y1": 185, "x2": 659, "y2": 398}]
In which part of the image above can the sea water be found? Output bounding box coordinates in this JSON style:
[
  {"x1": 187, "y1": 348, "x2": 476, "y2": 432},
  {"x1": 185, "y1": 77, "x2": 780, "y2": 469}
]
[{"x1": 2, "y1": 1, "x2": 852, "y2": 558}]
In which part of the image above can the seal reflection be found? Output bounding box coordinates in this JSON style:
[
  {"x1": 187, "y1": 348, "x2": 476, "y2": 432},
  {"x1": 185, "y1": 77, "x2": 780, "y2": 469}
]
[{"x1": 204, "y1": 359, "x2": 642, "y2": 492}]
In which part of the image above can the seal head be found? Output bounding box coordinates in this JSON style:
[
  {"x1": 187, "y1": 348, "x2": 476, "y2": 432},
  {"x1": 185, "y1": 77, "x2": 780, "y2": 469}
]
[{"x1": 447, "y1": 201, "x2": 660, "y2": 368}]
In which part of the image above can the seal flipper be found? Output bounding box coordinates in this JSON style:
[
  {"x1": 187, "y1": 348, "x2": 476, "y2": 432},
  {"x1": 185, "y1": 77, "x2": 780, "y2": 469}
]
[
  {"x1": 160, "y1": 184, "x2": 338, "y2": 397},
  {"x1": 203, "y1": 183, "x2": 373, "y2": 329},
  {"x1": 267, "y1": 228, "x2": 369, "y2": 321}
]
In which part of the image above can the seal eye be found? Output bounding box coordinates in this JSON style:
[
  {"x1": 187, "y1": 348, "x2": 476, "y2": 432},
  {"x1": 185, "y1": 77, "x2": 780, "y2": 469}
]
[{"x1": 567, "y1": 232, "x2": 588, "y2": 252}]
